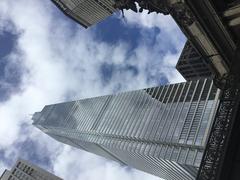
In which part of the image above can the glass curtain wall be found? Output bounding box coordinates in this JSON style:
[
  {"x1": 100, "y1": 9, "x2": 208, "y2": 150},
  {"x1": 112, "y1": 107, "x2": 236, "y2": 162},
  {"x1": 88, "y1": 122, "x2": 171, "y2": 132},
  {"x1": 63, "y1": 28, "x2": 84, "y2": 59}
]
[{"x1": 33, "y1": 78, "x2": 220, "y2": 180}]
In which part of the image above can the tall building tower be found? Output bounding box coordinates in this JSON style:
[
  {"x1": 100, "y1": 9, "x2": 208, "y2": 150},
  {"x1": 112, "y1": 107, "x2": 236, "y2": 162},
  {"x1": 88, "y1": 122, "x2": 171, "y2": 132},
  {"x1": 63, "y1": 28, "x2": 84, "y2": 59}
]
[
  {"x1": 176, "y1": 41, "x2": 213, "y2": 81},
  {"x1": 51, "y1": 0, "x2": 117, "y2": 28},
  {"x1": 0, "y1": 159, "x2": 62, "y2": 180},
  {"x1": 32, "y1": 78, "x2": 220, "y2": 180}
]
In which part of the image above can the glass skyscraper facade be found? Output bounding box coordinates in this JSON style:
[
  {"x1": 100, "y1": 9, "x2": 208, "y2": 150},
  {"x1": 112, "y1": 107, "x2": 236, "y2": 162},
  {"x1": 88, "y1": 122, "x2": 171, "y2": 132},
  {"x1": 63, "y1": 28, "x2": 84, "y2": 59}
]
[
  {"x1": 0, "y1": 159, "x2": 62, "y2": 180},
  {"x1": 32, "y1": 78, "x2": 220, "y2": 180},
  {"x1": 51, "y1": 0, "x2": 117, "y2": 28}
]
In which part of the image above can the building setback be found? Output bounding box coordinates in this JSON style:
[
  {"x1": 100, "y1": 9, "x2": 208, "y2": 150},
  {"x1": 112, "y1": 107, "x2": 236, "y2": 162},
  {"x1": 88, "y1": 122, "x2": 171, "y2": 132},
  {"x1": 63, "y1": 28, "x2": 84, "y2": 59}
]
[
  {"x1": 176, "y1": 41, "x2": 213, "y2": 81},
  {"x1": 32, "y1": 78, "x2": 220, "y2": 180},
  {"x1": 51, "y1": 0, "x2": 117, "y2": 28},
  {"x1": 0, "y1": 159, "x2": 62, "y2": 180}
]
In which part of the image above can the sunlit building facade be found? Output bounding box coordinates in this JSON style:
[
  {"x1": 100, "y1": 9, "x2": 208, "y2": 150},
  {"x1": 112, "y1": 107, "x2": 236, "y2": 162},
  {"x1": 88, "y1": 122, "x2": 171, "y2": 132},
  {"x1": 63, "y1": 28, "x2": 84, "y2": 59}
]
[
  {"x1": 51, "y1": 0, "x2": 117, "y2": 28},
  {"x1": 32, "y1": 78, "x2": 220, "y2": 180},
  {"x1": 0, "y1": 159, "x2": 62, "y2": 180}
]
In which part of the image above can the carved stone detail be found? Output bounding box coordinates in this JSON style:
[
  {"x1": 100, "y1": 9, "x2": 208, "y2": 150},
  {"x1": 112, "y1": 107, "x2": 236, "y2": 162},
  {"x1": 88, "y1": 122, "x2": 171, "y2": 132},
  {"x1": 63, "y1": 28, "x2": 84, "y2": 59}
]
[
  {"x1": 197, "y1": 83, "x2": 240, "y2": 180},
  {"x1": 113, "y1": 0, "x2": 170, "y2": 15},
  {"x1": 169, "y1": 2, "x2": 196, "y2": 26}
]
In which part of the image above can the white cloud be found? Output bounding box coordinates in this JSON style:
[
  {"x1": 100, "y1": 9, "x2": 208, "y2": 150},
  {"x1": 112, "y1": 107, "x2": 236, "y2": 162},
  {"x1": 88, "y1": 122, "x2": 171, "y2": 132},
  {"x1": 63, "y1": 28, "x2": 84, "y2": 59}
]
[
  {"x1": 122, "y1": 9, "x2": 185, "y2": 49},
  {"x1": 0, "y1": 0, "x2": 185, "y2": 180}
]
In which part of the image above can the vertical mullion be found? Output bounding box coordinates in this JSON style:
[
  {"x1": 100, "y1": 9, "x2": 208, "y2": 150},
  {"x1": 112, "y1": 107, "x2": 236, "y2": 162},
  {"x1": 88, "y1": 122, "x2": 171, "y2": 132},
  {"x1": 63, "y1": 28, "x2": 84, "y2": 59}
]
[
  {"x1": 193, "y1": 80, "x2": 213, "y2": 144},
  {"x1": 165, "y1": 83, "x2": 185, "y2": 141},
  {"x1": 118, "y1": 90, "x2": 140, "y2": 136},
  {"x1": 185, "y1": 79, "x2": 206, "y2": 144},
  {"x1": 104, "y1": 93, "x2": 125, "y2": 135},
  {"x1": 149, "y1": 85, "x2": 170, "y2": 141},
  {"x1": 133, "y1": 87, "x2": 157, "y2": 138},
  {"x1": 184, "y1": 148, "x2": 190, "y2": 164},
  {"x1": 160, "y1": 84, "x2": 180, "y2": 141},
  {"x1": 84, "y1": 99, "x2": 96, "y2": 131},
  {"x1": 176, "y1": 146, "x2": 182, "y2": 163},
  {"x1": 112, "y1": 91, "x2": 134, "y2": 135},
  {"x1": 108, "y1": 92, "x2": 129, "y2": 135},
  {"x1": 125, "y1": 89, "x2": 149, "y2": 138},
  {"x1": 99, "y1": 95, "x2": 121, "y2": 134},
  {"x1": 155, "y1": 85, "x2": 175, "y2": 141},
  {"x1": 92, "y1": 96, "x2": 113, "y2": 132},
  {"x1": 69, "y1": 103, "x2": 79, "y2": 129},
  {"x1": 201, "y1": 84, "x2": 221, "y2": 145},
  {"x1": 121, "y1": 90, "x2": 143, "y2": 137},
  {"x1": 138, "y1": 87, "x2": 161, "y2": 139},
  {"x1": 89, "y1": 97, "x2": 104, "y2": 132},
  {"x1": 60, "y1": 103, "x2": 71, "y2": 128},
  {"x1": 129, "y1": 88, "x2": 154, "y2": 139},
  {"x1": 97, "y1": 96, "x2": 116, "y2": 133},
  {"x1": 192, "y1": 149, "x2": 198, "y2": 166},
  {"x1": 115, "y1": 91, "x2": 138, "y2": 136},
  {"x1": 178, "y1": 80, "x2": 199, "y2": 143},
  {"x1": 86, "y1": 97, "x2": 106, "y2": 131},
  {"x1": 82, "y1": 99, "x2": 96, "y2": 132},
  {"x1": 144, "y1": 86, "x2": 164, "y2": 140},
  {"x1": 74, "y1": 101, "x2": 84, "y2": 131},
  {"x1": 77, "y1": 99, "x2": 91, "y2": 132},
  {"x1": 64, "y1": 102, "x2": 77, "y2": 129},
  {"x1": 170, "y1": 81, "x2": 192, "y2": 142}
]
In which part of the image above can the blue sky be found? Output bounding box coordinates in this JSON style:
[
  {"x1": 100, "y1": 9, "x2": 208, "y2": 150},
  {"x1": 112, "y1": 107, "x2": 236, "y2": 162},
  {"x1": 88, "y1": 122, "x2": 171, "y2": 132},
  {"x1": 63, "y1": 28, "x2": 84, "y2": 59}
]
[{"x1": 0, "y1": 0, "x2": 186, "y2": 179}]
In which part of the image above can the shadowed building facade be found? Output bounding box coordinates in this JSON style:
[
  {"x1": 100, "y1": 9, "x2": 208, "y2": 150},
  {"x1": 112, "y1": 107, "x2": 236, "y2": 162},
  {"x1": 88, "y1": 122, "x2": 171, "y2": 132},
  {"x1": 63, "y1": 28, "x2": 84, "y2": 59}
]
[
  {"x1": 0, "y1": 159, "x2": 62, "y2": 180},
  {"x1": 176, "y1": 41, "x2": 213, "y2": 81},
  {"x1": 32, "y1": 78, "x2": 220, "y2": 180}
]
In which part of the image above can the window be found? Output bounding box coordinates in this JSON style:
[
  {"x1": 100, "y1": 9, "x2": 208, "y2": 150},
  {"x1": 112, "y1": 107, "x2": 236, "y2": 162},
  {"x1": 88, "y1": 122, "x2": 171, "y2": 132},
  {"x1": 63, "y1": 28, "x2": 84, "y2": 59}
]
[{"x1": 16, "y1": 162, "x2": 21, "y2": 168}]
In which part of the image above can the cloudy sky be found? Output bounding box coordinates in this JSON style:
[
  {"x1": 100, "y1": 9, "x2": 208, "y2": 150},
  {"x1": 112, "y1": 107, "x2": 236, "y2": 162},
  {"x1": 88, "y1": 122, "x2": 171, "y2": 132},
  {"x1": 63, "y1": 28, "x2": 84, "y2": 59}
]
[{"x1": 0, "y1": 0, "x2": 186, "y2": 179}]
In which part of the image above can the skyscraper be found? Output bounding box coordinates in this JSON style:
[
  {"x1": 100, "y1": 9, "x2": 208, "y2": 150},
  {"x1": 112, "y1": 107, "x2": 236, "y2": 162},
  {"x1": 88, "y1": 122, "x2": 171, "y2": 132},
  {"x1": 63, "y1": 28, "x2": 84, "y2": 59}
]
[
  {"x1": 32, "y1": 78, "x2": 220, "y2": 180},
  {"x1": 176, "y1": 41, "x2": 213, "y2": 81},
  {"x1": 51, "y1": 0, "x2": 117, "y2": 28},
  {"x1": 0, "y1": 159, "x2": 62, "y2": 180}
]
